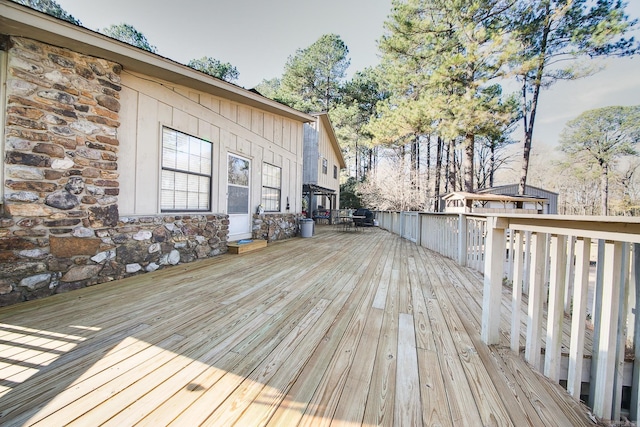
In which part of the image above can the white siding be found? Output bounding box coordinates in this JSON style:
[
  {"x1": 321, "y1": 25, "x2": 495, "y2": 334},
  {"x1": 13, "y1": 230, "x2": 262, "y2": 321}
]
[{"x1": 118, "y1": 71, "x2": 304, "y2": 216}]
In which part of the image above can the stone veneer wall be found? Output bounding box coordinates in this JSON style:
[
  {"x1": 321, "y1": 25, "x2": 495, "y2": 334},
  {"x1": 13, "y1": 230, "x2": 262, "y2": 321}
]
[
  {"x1": 0, "y1": 36, "x2": 228, "y2": 307},
  {"x1": 252, "y1": 213, "x2": 301, "y2": 242}
]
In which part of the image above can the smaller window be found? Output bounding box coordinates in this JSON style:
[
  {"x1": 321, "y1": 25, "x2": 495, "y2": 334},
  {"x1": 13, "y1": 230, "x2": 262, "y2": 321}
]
[
  {"x1": 262, "y1": 163, "x2": 281, "y2": 212},
  {"x1": 322, "y1": 158, "x2": 328, "y2": 175},
  {"x1": 333, "y1": 165, "x2": 338, "y2": 179}
]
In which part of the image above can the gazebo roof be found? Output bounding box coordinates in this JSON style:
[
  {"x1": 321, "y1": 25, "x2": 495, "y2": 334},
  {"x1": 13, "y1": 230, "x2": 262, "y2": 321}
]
[{"x1": 442, "y1": 191, "x2": 547, "y2": 204}]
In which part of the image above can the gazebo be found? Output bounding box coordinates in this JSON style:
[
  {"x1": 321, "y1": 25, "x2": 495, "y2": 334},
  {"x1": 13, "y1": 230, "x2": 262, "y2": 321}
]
[{"x1": 441, "y1": 191, "x2": 548, "y2": 214}]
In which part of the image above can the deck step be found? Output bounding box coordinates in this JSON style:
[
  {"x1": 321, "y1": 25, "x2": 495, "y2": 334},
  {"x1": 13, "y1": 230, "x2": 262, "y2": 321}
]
[{"x1": 227, "y1": 239, "x2": 267, "y2": 254}]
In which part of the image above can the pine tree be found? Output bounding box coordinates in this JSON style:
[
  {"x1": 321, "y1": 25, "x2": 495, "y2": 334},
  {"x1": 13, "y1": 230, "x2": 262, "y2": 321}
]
[
  {"x1": 510, "y1": 0, "x2": 638, "y2": 195},
  {"x1": 559, "y1": 105, "x2": 640, "y2": 215},
  {"x1": 277, "y1": 34, "x2": 350, "y2": 113},
  {"x1": 375, "y1": 0, "x2": 517, "y2": 192},
  {"x1": 187, "y1": 57, "x2": 239, "y2": 82}
]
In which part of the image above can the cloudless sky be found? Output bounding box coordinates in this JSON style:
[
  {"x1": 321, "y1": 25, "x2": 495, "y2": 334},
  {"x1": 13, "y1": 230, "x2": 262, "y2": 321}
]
[{"x1": 54, "y1": 0, "x2": 640, "y2": 148}]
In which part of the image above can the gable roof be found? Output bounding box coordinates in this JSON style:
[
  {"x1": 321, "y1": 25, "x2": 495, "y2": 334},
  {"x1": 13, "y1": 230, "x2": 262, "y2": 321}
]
[
  {"x1": 0, "y1": 0, "x2": 315, "y2": 123},
  {"x1": 313, "y1": 112, "x2": 346, "y2": 169}
]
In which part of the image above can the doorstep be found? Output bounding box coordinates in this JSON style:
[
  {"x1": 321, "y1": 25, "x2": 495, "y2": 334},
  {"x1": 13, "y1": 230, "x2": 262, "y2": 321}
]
[{"x1": 227, "y1": 239, "x2": 268, "y2": 254}]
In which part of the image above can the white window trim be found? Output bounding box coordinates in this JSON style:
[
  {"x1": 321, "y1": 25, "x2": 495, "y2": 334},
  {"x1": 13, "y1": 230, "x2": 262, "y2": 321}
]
[{"x1": 261, "y1": 163, "x2": 282, "y2": 212}]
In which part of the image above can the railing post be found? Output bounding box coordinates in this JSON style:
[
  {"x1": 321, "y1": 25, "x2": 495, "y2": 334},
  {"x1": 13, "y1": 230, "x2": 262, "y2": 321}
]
[
  {"x1": 458, "y1": 214, "x2": 467, "y2": 267},
  {"x1": 631, "y1": 243, "x2": 640, "y2": 421},
  {"x1": 481, "y1": 216, "x2": 506, "y2": 345}
]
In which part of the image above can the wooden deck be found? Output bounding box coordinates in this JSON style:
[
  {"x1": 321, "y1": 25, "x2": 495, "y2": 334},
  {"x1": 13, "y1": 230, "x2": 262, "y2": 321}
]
[{"x1": 0, "y1": 226, "x2": 596, "y2": 426}]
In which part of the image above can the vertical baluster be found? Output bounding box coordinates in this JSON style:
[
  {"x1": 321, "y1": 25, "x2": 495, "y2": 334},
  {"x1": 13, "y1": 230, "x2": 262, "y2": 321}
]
[
  {"x1": 568, "y1": 237, "x2": 591, "y2": 399},
  {"x1": 545, "y1": 234, "x2": 567, "y2": 381},
  {"x1": 526, "y1": 232, "x2": 548, "y2": 370},
  {"x1": 523, "y1": 231, "x2": 532, "y2": 294},
  {"x1": 613, "y1": 243, "x2": 630, "y2": 421},
  {"x1": 511, "y1": 230, "x2": 524, "y2": 353},
  {"x1": 482, "y1": 220, "x2": 487, "y2": 275},
  {"x1": 506, "y1": 228, "x2": 514, "y2": 285},
  {"x1": 565, "y1": 236, "x2": 576, "y2": 314},
  {"x1": 589, "y1": 240, "x2": 606, "y2": 408},
  {"x1": 593, "y1": 240, "x2": 623, "y2": 419}
]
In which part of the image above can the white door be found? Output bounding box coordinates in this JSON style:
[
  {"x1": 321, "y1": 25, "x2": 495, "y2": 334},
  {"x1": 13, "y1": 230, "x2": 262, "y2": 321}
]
[{"x1": 227, "y1": 154, "x2": 252, "y2": 240}]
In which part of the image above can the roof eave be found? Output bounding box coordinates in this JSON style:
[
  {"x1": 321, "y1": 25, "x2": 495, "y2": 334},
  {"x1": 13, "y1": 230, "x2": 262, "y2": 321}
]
[{"x1": 0, "y1": 1, "x2": 315, "y2": 123}]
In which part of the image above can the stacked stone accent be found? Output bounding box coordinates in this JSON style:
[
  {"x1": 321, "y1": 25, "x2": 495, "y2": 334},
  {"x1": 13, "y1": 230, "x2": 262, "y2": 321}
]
[
  {"x1": 0, "y1": 36, "x2": 228, "y2": 307},
  {"x1": 252, "y1": 213, "x2": 301, "y2": 242}
]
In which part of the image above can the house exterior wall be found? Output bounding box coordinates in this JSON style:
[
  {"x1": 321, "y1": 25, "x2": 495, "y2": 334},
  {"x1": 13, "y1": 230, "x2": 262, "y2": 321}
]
[
  {"x1": 303, "y1": 117, "x2": 342, "y2": 213},
  {"x1": 117, "y1": 70, "x2": 304, "y2": 217},
  {"x1": 0, "y1": 36, "x2": 304, "y2": 307},
  {"x1": 316, "y1": 120, "x2": 340, "y2": 200}
]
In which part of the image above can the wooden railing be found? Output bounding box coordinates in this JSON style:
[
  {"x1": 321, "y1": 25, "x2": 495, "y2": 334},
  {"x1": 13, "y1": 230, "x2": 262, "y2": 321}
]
[{"x1": 376, "y1": 211, "x2": 640, "y2": 423}]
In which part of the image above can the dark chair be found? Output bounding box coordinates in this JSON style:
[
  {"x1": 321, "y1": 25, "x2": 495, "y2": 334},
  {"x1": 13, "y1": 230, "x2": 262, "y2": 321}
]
[{"x1": 352, "y1": 208, "x2": 374, "y2": 227}]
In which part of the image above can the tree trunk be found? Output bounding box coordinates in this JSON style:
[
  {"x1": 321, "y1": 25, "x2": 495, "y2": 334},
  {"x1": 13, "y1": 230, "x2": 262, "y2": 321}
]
[
  {"x1": 434, "y1": 136, "x2": 443, "y2": 211},
  {"x1": 355, "y1": 138, "x2": 359, "y2": 181},
  {"x1": 463, "y1": 133, "x2": 474, "y2": 192},
  {"x1": 426, "y1": 135, "x2": 431, "y2": 187},
  {"x1": 519, "y1": 4, "x2": 551, "y2": 196},
  {"x1": 448, "y1": 139, "x2": 456, "y2": 192},
  {"x1": 489, "y1": 140, "x2": 496, "y2": 188},
  {"x1": 601, "y1": 162, "x2": 609, "y2": 215}
]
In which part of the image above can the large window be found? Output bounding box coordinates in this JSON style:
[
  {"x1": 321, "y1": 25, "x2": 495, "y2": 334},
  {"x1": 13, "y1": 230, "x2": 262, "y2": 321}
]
[
  {"x1": 161, "y1": 127, "x2": 212, "y2": 212},
  {"x1": 322, "y1": 158, "x2": 328, "y2": 175},
  {"x1": 261, "y1": 163, "x2": 281, "y2": 212}
]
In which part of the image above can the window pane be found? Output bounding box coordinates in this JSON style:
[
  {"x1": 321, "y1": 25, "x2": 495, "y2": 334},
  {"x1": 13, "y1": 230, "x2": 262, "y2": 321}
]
[
  {"x1": 228, "y1": 185, "x2": 249, "y2": 214},
  {"x1": 228, "y1": 155, "x2": 249, "y2": 186},
  {"x1": 161, "y1": 127, "x2": 212, "y2": 212},
  {"x1": 161, "y1": 170, "x2": 175, "y2": 191},
  {"x1": 163, "y1": 145, "x2": 176, "y2": 169},
  {"x1": 160, "y1": 189, "x2": 174, "y2": 210},
  {"x1": 262, "y1": 187, "x2": 280, "y2": 212}
]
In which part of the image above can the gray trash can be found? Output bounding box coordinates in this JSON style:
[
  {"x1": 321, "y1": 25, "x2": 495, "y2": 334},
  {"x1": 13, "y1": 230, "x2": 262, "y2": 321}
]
[{"x1": 300, "y1": 218, "x2": 314, "y2": 238}]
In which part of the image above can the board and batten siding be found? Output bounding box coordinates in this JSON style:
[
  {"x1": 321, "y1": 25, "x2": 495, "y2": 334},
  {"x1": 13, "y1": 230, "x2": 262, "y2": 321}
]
[
  {"x1": 118, "y1": 70, "x2": 304, "y2": 216},
  {"x1": 316, "y1": 121, "x2": 340, "y2": 195}
]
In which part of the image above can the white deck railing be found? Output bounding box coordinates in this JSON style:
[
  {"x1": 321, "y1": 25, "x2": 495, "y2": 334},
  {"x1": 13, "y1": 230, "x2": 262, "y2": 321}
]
[{"x1": 376, "y1": 211, "x2": 640, "y2": 423}]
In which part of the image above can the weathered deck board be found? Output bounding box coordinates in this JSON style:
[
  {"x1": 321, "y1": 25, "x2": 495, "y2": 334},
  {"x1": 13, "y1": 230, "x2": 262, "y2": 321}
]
[{"x1": 0, "y1": 226, "x2": 596, "y2": 426}]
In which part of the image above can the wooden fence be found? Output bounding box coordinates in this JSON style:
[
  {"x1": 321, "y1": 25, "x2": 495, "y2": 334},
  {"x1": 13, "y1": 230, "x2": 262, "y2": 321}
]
[{"x1": 376, "y1": 211, "x2": 640, "y2": 423}]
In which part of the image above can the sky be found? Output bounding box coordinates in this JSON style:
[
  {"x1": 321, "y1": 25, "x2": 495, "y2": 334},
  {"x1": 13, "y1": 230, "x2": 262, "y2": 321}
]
[{"x1": 53, "y1": 0, "x2": 640, "y2": 148}]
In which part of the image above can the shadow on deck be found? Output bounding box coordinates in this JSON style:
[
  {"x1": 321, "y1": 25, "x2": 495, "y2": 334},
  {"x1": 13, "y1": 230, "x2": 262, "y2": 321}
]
[{"x1": 0, "y1": 225, "x2": 597, "y2": 426}]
